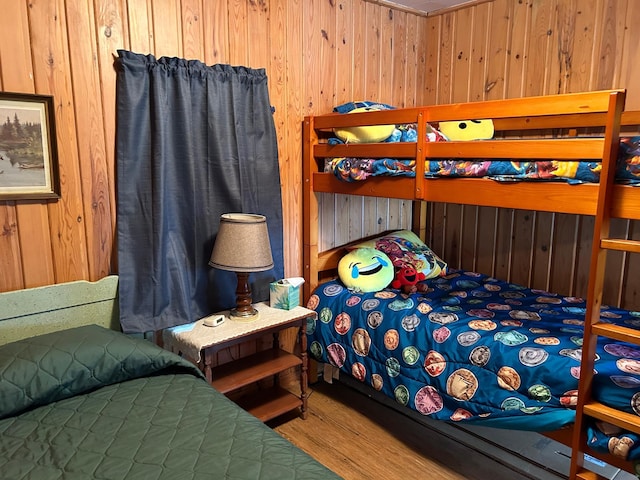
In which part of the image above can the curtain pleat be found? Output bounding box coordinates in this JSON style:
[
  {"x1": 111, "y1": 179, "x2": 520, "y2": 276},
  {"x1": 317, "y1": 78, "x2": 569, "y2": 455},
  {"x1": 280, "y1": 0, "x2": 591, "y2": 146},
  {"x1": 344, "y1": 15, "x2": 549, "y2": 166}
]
[{"x1": 115, "y1": 50, "x2": 283, "y2": 333}]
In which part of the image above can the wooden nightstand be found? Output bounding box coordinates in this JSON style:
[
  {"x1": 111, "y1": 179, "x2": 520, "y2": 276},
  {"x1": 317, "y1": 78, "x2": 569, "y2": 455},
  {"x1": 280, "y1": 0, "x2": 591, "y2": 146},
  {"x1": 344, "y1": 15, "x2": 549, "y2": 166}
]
[{"x1": 162, "y1": 302, "x2": 316, "y2": 422}]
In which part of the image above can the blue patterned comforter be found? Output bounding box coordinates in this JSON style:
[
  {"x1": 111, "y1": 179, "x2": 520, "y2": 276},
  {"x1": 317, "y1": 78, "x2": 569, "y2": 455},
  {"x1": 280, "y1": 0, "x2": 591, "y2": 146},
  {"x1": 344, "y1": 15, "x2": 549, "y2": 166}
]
[
  {"x1": 306, "y1": 270, "x2": 640, "y2": 460},
  {"x1": 326, "y1": 136, "x2": 640, "y2": 185}
]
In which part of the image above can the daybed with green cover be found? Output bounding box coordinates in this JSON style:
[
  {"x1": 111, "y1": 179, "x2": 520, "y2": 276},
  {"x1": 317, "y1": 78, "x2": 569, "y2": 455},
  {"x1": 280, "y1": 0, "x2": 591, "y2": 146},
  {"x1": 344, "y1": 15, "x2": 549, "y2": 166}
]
[{"x1": 0, "y1": 276, "x2": 340, "y2": 480}]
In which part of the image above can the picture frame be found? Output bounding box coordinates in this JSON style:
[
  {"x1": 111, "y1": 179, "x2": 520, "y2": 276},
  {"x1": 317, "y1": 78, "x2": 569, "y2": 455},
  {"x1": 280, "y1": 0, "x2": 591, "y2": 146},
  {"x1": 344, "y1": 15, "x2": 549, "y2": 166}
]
[{"x1": 0, "y1": 92, "x2": 60, "y2": 200}]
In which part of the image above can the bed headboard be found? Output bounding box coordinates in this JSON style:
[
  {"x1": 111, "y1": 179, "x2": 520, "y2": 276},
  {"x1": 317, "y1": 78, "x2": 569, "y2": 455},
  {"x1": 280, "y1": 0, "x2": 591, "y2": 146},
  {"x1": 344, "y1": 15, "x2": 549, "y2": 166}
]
[{"x1": 0, "y1": 275, "x2": 119, "y2": 346}]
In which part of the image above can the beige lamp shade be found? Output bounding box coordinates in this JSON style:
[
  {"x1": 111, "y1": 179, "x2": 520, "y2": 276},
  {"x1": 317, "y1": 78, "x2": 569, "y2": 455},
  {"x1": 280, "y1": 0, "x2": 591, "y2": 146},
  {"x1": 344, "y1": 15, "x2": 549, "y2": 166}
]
[{"x1": 209, "y1": 213, "x2": 274, "y2": 272}]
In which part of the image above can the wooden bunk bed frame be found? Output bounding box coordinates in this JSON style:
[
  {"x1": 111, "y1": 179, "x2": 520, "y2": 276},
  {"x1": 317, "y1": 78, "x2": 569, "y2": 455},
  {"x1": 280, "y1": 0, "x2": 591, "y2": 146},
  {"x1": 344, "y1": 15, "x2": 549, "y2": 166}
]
[{"x1": 302, "y1": 89, "x2": 640, "y2": 480}]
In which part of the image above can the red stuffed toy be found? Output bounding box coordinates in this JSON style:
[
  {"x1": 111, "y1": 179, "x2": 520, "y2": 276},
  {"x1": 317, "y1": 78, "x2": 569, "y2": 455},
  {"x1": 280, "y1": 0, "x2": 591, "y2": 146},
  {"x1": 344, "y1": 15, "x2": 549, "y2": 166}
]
[{"x1": 391, "y1": 264, "x2": 429, "y2": 295}]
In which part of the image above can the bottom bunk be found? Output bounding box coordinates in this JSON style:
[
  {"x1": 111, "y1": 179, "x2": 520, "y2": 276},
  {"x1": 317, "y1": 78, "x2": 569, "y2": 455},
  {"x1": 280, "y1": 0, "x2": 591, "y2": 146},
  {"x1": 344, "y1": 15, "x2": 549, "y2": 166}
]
[
  {"x1": 331, "y1": 372, "x2": 635, "y2": 479},
  {"x1": 303, "y1": 231, "x2": 640, "y2": 477}
]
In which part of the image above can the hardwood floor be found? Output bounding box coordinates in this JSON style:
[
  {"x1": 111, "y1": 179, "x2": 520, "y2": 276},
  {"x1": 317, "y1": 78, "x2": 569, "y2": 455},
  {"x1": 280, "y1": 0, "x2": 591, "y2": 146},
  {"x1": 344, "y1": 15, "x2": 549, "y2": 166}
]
[{"x1": 273, "y1": 380, "x2": 563, "y2": 480}]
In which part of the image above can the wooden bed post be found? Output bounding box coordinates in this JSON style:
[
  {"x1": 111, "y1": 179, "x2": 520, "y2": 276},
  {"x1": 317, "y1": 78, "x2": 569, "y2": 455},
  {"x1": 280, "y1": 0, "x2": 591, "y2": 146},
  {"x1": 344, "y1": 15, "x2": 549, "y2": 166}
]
[
  {"x1": 302, "y1": 115, "x2": 320, "y2": 303},
  {"x1": 411, "y1": 201, "x2": 425, "y2": 239},
  {"x1": 303, "y1": 115, "x2": 320, "y2": 383},
  {"x1": 412, "y1": 108, "x2": 428, "y2": 241}
]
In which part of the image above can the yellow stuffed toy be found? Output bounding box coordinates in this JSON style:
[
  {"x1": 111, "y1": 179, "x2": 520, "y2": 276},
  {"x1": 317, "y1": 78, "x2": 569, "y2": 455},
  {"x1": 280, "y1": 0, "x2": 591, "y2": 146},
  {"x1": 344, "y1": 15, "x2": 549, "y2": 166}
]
[
  {"x1": 334, "y1": 106, "x2": 396, "y2": 143},
  {"x1": 439, "y1": 119, "x2": 494, "y2": 141}
]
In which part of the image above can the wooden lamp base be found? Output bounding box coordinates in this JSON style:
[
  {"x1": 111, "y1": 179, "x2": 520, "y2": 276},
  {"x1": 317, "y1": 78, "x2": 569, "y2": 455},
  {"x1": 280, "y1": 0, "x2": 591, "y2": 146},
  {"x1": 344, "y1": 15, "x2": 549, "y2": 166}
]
[{"x1": 230, "y1": 272, "x2": 260, "y2": 322}]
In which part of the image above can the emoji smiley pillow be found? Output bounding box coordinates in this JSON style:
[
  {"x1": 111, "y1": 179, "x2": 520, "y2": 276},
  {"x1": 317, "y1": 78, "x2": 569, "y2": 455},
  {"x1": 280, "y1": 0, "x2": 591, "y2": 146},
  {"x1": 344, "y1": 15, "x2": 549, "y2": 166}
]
[
  {"x1": 338, "y1": 248, "x2": 394, "y2": 292},
  {"x1": 349, "y1": 230, "x2": 448, "y2": 283},
  {"x1": 439, "y1": 119, "x2": 494, "y2": 141}
]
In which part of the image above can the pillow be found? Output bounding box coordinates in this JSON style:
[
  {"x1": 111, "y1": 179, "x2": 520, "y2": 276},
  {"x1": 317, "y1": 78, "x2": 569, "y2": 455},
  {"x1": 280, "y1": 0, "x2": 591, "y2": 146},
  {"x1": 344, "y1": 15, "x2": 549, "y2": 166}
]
[
  {"x1": 338, "y1": 247, "x2": 394, "y2": 292},
  {"x1": 333, "y1": 101, "x2": 394, "y2": 114},
  {"x1": 439, "y1": 119, "x2": 494, "y2": 141},
  {"x1": 0, "y1": 324, "x2": 202, "y2": 419},
  {"x1": 617, "y1": 136, "x2": 640, "y2": 185},
  {"x1": 333, "y1": 101, "x2": 396, "y2": 144},
  {"x1": 426, "y1": 123, "x2": 448, "y2": 142},
  {"x1": 350, "y1": 230, "x2": 447, "y2": 280}
]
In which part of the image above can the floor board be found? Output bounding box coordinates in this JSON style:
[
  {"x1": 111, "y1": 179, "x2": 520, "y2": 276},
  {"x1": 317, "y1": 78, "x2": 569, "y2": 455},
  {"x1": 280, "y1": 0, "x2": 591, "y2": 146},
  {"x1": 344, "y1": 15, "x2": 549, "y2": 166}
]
[{"x1": 273, "y1": 380, "x2": 564, "y2": 479}]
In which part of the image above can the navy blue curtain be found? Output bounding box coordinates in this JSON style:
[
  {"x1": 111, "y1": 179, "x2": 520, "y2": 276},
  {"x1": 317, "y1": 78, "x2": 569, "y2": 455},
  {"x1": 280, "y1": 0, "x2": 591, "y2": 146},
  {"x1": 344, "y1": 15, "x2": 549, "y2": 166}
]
[{"x1": 115, "y1": 50, "x2": 284, "y2": 333}]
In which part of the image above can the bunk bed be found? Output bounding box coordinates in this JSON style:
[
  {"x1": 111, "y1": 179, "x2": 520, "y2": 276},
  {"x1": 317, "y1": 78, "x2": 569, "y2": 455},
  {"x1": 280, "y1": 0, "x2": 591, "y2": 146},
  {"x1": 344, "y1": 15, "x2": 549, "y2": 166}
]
[
  {"x1": 302, "y1": 89, "x2": 640, "y2": 480},
  {"x1": 0, "y1": 277, "x2": 341, "y2": 480}
]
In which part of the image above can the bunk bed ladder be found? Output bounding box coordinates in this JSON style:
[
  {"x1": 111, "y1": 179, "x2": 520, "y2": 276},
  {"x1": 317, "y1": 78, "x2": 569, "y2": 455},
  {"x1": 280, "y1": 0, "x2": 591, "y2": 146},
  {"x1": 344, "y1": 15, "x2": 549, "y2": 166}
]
[{"x1": 570, "y1": 91, "x2": 640, "y2": 480}]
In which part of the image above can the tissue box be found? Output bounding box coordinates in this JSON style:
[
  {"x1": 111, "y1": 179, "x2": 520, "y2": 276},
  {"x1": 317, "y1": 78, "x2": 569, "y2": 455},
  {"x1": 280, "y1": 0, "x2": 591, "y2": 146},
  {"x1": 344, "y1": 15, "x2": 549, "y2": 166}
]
[{"x1": 270, "y1": 277, "x2": 304, "y2": 310}]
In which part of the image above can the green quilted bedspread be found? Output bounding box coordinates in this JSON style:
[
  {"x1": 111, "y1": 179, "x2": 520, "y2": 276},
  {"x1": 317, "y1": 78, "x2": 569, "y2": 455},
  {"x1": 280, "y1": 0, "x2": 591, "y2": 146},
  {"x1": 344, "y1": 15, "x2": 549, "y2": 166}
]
[{"x1": 0, "y1": 325, "x2": 341, "y2": 480}]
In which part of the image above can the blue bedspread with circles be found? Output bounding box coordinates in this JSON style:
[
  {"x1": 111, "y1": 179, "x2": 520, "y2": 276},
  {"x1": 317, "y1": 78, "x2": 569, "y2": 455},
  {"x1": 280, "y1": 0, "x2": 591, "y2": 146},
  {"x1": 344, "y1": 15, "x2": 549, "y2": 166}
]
[{"x1": 306, "y1": 269, "x2": 640, "y2": 461}]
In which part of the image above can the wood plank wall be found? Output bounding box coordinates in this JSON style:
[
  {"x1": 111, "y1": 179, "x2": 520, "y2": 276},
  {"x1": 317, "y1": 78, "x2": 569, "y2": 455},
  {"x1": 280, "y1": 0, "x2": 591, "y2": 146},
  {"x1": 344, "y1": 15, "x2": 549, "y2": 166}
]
[
  {"x1": 1, "y1": 0, "x2": 638, "y2": 316},
  {"x1": 422, "y1": 0, "x2": 640, "y2": 310},
  {"x1": 0, "y1": 0, "x2": 425, "y2": 295}
]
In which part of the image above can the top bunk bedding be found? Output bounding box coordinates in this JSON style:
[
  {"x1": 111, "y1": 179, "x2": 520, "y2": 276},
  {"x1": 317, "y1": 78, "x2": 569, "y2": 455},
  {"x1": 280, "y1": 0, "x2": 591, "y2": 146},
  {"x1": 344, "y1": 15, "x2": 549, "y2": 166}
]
[
  {"x1": 325, "y1": 135, "x2": 640, "y2": 186},
  {"x1": 303, "y1": 90, "x2": 640, "y2": 219}
]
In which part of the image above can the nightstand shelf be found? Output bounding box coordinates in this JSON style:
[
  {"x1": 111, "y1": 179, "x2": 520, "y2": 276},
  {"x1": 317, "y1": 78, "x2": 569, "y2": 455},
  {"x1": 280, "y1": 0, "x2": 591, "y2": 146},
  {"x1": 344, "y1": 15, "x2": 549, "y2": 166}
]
[
  {"x1": 162, "y1": 302, "x2": 316, "y2": 421},
  {"x1": 211, "y1": 348, "x2": 302, "y2": 394},
  {"x1": 236, "y1": 386, "x2": 302, "y2": 422}
]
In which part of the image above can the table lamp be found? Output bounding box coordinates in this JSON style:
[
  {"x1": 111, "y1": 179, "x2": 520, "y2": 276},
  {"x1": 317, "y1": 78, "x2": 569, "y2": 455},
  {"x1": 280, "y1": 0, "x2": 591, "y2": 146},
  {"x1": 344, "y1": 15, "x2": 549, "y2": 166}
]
[{"x1": 209, "y1": 213, "x2": 274, "y2": 321}]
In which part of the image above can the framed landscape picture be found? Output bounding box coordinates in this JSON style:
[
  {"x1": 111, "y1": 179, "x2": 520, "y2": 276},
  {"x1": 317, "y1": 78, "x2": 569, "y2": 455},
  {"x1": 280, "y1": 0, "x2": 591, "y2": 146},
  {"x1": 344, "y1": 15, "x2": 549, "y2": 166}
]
[{"x1": 0, "y1": 92, "x2": 60, "y2": 200}]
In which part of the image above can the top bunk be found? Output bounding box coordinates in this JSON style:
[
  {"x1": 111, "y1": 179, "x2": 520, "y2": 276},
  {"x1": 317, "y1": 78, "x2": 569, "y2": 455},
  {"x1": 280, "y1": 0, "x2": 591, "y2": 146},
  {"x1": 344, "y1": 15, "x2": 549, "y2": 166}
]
[{"x1": 303, "y1": 90, "x2": 640, "y2": 220}]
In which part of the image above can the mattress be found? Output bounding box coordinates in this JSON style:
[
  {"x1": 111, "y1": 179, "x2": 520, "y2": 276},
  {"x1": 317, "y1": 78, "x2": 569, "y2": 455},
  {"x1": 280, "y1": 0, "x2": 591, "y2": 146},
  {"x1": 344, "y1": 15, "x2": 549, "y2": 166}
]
[
  {"x1": 325, "y1": 135, "x2": 640, "y2": 185},
  {"x1": 0, "y1": 325, "x2": 340, "y2": 480},
  {"x1": 306, "y1": 270, "x2": 640, "y2": 460}
]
